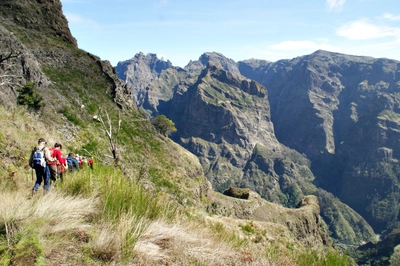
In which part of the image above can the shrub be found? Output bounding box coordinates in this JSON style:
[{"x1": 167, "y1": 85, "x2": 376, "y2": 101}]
[
  {"x1": 16, "y1": 82, "x2": 44, "y2": 111},
  {"x1": 151, "y1": 115, "x2": 177, "y2": 136}
]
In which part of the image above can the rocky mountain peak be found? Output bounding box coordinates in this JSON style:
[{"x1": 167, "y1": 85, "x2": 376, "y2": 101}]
[
  {"x1": 0, "y1": 0, "x2": 76, "y2": 46},
  {"x1": 185, "y1": 51, "x2": 241, "y2": 76},
  {"x1": 115, "y1": 52, "x2": 173, "y2": 85},
  {"x1": 200, "y1": 62, "x2": 267, "y2": 98},
  {"x1": 115, "y1": 52, "x2": 175, "y2": 106}
]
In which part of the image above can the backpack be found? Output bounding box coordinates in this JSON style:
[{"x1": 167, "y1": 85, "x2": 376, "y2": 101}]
[
  {"x1": 32, "y1": 147, "x2": 46, "y2": 168},
  {"x1": 66, "y1": 157, "x2": 78, "y2": 171}
]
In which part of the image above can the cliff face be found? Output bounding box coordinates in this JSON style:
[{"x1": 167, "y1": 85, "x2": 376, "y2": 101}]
[
  {"x1": 163, "y1": 64, "x2": 280, "y2": 189},
  {"x1": 115, "y1": 53, "x2": 179, "y2": 113},
  {"x1": 239, "y1": 50, "x2": 400, "y2": 161},
  {"x1": 239, "y1": 50, "x2": 400, "y2": 232},
  {"x1": 0, "y1": 0, "x2": 76, "y2": 46}
]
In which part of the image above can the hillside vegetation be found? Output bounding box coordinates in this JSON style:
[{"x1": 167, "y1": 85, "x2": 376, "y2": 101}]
[
  {"x1": 0, "y1": 53, "x2": 348, "y2": 265},
  {"x1": 0, "y1": 0, "x2": 355, "y2": 265}
]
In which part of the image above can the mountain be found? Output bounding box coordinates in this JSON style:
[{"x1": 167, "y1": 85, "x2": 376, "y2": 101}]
[
  {"x1": 117, "y1": 52, "x2": 377, "y2": 246},
  {"x1": 238, "y1": 50, "x2": 400, "y2": 233},
  {"x1": 0, "y1": 1, "x2": 348, "y2": 265}
]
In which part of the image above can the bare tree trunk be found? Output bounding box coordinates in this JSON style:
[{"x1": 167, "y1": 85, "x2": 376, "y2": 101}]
[
  {"x1": 0, "y1": 51, "x2": 22, "y2": 86},
  {"x1": 97, "y1": 109, "x2": 121, "y2": 166},
  {"x1": 0, "y1": 51, "x2": 21, "y2": 64}
]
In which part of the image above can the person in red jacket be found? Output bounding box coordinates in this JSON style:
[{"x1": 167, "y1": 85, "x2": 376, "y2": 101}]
[
  {"x1": 88, "y1": 157, "x2": 94, "y2": 170},
  {"x1": 48, "y1": 143, "x2": 63, "y2": 182}
]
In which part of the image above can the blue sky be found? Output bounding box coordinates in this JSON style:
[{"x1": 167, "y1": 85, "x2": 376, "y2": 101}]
[{"x1": 60, "y1": 0, "x2": 400, "y2": 67}]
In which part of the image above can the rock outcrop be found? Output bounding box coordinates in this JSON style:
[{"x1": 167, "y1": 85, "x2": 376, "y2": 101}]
[
  {"x1": 184, "y1": 52, "x2": 241, "y2": 76},
  {"x1": 208, "y1": 191, "x2": 333, "y2": 249},
  {"x1": 0, "y1": 0, "x2": 76, "y2": 46},
  {"x1": 0, "y1": 0, "x2": 133, "y2": 112},
  {"x1": 115, "y1": 52, "x2": 179, "y2": 112}
]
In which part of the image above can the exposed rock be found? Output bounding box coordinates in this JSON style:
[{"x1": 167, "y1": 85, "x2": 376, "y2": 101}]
[
  {"x1": 208, "y1": 191, "x2": 333, "y2": 248},
  {"x1": 0, "y1": 0, "x2": 77, "y2": 46},
  {"x1": 223, "y1": 186, "x2": 250, "y2": 199},
  {"x1": 115, "y1": 52, "x2": 177, "y2": 111},
  {"x1": 88, "y1": 52, "x2": 134, "y2": 110},
  {"x1": 185, "y1": 52, "x2": 241, "y2": 76}
]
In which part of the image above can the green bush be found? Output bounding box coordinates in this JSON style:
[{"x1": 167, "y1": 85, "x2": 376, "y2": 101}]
[
  {"x1": 151, "y1": 115, "x2": 177, "y2": 136},
  {"x1": 16, "y1": 82, "x2": 44, "y2": 111}
]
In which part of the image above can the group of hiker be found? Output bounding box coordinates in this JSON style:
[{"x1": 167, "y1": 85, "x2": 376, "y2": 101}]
[{"x1": 29, "y1": 137, "x2": 94, "y2": 194}]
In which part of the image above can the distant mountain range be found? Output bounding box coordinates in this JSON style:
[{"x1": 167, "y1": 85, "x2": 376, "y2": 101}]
[{"x1": 116, "y1": 50, "x2": 400, "y2": 246}]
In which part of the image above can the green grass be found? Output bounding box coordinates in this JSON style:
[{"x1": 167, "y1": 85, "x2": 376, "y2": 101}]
[
  {"x1": 296, "y1": 249, "x2": 349, "y2": 266},
  {"x1": 11, "y1": 228, "x2": 44, "y2": 266},
  {"x1": 60, "y1": 165, "x2": 173, "y2": 222},
  {"x1": 60, "y1": 106, "x2": 85, "y2": 127},
  {"x1": 239, "y1": 221, "x2": 255, "y2": 234}
]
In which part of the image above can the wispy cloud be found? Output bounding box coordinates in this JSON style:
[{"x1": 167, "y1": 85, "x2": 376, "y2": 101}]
[
  {"x1": 336, "y1": 19, "x2": 400, "y2": 40},
  {"x1": 270, "y1": 40, "x2": 338, "y2": 52},
  {"x1": 326, "y1": 0, "x2": 346, "y2": 11},
  {"x1": 153, "y1": 0, "x2": 169, "y2": 8},
  {"x1": 64, "y1": 13, "x2": 99, "y2": 28},
  {"x1": 381, "y1": 13, "x2": 400, "y2": 21}
]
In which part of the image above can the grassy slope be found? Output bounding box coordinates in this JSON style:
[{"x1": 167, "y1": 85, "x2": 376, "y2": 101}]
[
  {"x1": 0, "y1": 3, "x2": 351, "y2": 265},
  {"x1": 0, "y1": 85, "x2": 350, "y2": 265}
]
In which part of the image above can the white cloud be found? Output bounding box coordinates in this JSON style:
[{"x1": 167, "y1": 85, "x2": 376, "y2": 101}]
[
  {"x1": 382, "y1": 13, "x2": 400, "y2": 21},
  {"x1": 336, "y1": 19, "x2": 400, "y2": 40},
  {"x1": 263, "y1": 40, "x2": 342, "y2": 61},
  {"x1": 326, "y1": 0, "x2": 346, "y2": 11}
]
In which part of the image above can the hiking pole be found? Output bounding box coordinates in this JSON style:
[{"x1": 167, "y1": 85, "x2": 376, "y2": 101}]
[{"x1": 31, "y1": 168, "x2": 34, "y2": 181}]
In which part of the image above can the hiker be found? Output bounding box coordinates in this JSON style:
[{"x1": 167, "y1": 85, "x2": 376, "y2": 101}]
[
  {"x1": 88, "y1": 156, "x2": 94, "y2": 170},
  {"x1": 58, "y1": 156, "x2": 68, "y2": 181},
  {"x1": 48, "y1": 143, "x2": 63, "y2": 182},
  {"x1": 29, "y1": 138, "x2": 53, "y2": 194},
  {"x1": 66, "y1": 152, "x2": 79, "y2": 171},
  {"x1": 76, "y1": 154, "x2": 83, "y2": 169}
]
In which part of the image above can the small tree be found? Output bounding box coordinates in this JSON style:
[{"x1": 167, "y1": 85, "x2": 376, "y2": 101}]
[
  {"x1": 151, "y1": 115, "x2": 177, "y2": 137},
  {"x1": 16, "y1": 82, "x2": 44, "y2": 111}
]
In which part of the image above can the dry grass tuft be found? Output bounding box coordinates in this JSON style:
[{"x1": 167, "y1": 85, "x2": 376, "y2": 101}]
[
  {"x1": 91, "y1": 214, "x2": 147, "y2": 262},
  {"x1": 0, "y1": 189, "x2": 100, "y2": 265},
  {"x1": 33, "y1": 192, "x2": 98, "y2": 235},
  {"x1": 134, "y1": 219, "x2": 273, "y2": 265}
]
